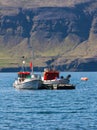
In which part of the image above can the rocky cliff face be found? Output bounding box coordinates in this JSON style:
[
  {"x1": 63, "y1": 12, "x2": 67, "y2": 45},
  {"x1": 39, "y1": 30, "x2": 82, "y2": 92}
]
[{"x1": 0, "y1": 0, "x2": 97, "y2": 71}]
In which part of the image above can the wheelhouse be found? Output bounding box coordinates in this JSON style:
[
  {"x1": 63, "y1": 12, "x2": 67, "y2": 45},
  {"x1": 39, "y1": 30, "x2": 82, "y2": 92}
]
[
  {"x1": 18, "y1": 72, "x2": 31, "y2": 78},
  {"x1": 43, "y1": 70, "x2": 59, "y2": 80}
]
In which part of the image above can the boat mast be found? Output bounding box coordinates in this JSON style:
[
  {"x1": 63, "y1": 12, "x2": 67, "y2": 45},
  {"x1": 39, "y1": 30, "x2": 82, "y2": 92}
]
[
  {"x1": 28, "y1": 37, "x2": 34, "y2": 75},
  {"x1": 31, "y1": 45, "x2": 34, "y2": 74}
]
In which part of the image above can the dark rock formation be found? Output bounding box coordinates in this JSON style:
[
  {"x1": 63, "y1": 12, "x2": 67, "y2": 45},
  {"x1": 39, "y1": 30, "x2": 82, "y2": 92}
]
[{"x1": 0, "y1": 0, "x2": 97, "y2": 71}]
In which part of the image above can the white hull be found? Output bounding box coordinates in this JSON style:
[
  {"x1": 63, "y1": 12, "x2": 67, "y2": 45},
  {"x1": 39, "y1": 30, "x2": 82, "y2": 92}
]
[
  {"x1": 43, "y1": 79, "x2": 69, "y2": 85},
  {"x1": 13, "y1": 78, "x2": 42, "y2": 90}
]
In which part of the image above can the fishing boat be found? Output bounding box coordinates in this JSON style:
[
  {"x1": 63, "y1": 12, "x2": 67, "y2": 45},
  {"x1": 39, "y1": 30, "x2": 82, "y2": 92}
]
[
  {"x1": 41, "y1": 68, "x2": 71, "y2": 85},
  {"x1": 13, "y1": 60, "x2": 42, "y2": 90}
]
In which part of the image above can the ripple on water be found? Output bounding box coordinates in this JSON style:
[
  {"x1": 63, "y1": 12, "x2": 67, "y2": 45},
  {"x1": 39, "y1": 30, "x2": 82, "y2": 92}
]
[{"x1": 0, "y1": 72, "x2": 97, "y2": 130}]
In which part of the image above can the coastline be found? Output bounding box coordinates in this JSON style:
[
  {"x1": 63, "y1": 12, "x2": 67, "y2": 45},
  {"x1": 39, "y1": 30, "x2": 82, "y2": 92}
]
[{"x1": 0, "y1": 67, "x2": 96, "y2": 72}]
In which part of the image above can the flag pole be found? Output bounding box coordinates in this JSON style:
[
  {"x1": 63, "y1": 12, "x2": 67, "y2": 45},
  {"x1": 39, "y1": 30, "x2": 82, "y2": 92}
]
[{"x1": 28, "y1": 37, "x2": 34, "y2": 75}]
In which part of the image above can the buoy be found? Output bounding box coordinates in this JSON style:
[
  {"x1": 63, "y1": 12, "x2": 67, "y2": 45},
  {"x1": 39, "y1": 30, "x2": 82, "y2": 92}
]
[{"x1": 81, "y1": 77, "x2": 88, "y2": 81}]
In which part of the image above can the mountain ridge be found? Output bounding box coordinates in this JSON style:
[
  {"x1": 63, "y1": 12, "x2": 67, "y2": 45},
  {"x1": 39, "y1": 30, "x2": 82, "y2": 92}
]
[{"x1": 0, "y1": 0, "x2": 97, "y2": 71}]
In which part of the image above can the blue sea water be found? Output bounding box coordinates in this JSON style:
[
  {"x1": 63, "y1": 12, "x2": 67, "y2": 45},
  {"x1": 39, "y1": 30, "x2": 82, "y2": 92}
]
[{"x1": 0, "y1": 72, "x2": 97, "y2": 130}]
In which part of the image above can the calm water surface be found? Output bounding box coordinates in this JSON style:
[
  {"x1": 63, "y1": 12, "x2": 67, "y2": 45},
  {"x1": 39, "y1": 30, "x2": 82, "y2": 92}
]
[{"x1": 0, "y1": 72, "x2": 97, "y2": 130}]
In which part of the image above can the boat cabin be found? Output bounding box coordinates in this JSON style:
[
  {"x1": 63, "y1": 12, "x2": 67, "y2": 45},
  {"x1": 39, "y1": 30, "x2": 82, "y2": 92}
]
[
  {"x1": 43, "y1": 70, "x2": 59, "y2": 80},
  {"x1": 18, "y1": 72, "x2": 31, "y2": 79}
]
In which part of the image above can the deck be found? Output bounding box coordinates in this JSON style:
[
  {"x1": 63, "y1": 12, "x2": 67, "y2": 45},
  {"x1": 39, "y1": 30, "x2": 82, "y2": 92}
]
[{"x1": 39, "y1": 83, "x2": 75, "y2": 90}]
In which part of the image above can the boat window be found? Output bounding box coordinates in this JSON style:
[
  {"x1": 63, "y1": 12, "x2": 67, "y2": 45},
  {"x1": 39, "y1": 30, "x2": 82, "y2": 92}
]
[{"x1": 18, "y1": 73, "x2": 31, "y2": 78}]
